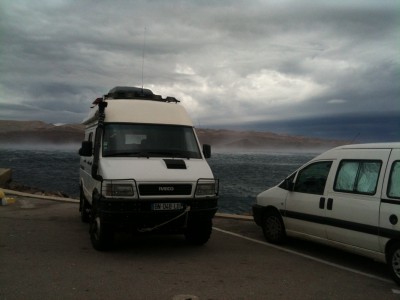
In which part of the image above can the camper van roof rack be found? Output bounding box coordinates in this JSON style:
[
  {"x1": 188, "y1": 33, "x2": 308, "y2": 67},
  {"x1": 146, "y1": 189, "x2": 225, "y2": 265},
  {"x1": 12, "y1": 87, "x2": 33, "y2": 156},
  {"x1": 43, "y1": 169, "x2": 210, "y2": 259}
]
[{"x1": 104, "y1": 86, "x2": 179, "y2": 103}]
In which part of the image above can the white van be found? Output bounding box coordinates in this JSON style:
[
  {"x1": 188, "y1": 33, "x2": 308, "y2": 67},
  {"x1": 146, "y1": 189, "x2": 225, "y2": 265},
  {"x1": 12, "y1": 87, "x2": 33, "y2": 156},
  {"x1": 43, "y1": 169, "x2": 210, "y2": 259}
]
[
  {"x1": 253, "y1": 143, "x2": 400, "y2": 284},
  {"x1": 79, "y1": 86, "x2": 218, "y2": 250}
]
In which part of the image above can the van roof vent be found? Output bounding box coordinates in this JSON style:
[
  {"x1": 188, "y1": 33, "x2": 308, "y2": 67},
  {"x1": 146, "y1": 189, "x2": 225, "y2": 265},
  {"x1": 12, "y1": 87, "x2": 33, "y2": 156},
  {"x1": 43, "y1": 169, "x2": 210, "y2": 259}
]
[{"x1": 104, "y1": 86, "x2": 179, "y2": 103}]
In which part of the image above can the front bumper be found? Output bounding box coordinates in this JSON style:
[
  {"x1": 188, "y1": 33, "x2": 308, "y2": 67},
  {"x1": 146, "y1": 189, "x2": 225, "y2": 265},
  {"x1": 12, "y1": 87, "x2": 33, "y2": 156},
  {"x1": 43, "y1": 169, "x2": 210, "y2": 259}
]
[{"x1": 97, "y1": 197, "x2": 218, "y2": 232}]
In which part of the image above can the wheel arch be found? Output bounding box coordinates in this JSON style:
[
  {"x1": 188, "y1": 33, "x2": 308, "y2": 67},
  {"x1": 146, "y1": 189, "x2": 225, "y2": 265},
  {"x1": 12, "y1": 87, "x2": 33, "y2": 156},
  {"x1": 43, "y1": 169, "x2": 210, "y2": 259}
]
[
  {"x1": 262, "y1": 205, "x2": 283, "y2": 218},
  {"x1": 254, "y1": 204, "x2": 283, "y2": 227},
  {"x1": 385, "y1": 239, "x2": 400, "y2": 261}
]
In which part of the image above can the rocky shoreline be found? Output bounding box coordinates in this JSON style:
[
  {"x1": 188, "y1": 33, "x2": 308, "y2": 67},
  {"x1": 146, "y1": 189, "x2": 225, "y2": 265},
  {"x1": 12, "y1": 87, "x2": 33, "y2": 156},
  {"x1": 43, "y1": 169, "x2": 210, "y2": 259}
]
[
  {"x1": 0, "y1": 168, "x2": 74, "y2": 199},
  {"x1": 4, "y1": 181, "x2": 74, "y2": 199}
]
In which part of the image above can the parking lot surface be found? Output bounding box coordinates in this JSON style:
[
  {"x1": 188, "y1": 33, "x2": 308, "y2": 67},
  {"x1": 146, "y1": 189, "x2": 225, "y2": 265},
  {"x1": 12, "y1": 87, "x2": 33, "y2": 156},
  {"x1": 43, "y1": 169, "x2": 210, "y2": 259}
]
[{"x1": 1, "y1": 196, "x2": 399, "y2": 299}]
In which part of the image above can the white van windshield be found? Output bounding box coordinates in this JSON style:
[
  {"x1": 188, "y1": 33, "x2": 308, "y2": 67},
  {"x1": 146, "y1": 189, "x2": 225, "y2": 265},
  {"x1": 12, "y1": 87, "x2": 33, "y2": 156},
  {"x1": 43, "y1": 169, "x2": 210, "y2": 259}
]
[{"x1": 102, "y1": 123, "x2": 202, "y2": 159}]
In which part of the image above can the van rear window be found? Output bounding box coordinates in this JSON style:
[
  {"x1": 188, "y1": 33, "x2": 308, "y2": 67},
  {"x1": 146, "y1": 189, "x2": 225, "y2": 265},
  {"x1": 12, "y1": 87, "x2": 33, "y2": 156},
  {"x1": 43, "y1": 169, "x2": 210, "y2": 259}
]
[
  {"x1": 334, "y1": 160, "x2": 381, "y2": 195},
  {"x1": 388, "y1": 161, "x2": 400, "y2": 199}
]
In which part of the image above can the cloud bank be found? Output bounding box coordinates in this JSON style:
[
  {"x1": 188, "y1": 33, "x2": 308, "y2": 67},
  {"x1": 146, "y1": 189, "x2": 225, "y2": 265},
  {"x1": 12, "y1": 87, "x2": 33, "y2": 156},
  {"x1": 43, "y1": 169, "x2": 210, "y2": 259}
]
[{"x1": 0, "y1": 0, "x2": 399, "y2": 141}]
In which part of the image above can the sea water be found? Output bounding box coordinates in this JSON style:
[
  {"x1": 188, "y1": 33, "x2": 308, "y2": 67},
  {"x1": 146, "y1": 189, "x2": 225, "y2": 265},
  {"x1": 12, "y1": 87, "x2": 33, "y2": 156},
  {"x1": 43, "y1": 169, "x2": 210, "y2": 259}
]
[{"x1": 0, "y1": 146, "x2": 316, "y2": 214}]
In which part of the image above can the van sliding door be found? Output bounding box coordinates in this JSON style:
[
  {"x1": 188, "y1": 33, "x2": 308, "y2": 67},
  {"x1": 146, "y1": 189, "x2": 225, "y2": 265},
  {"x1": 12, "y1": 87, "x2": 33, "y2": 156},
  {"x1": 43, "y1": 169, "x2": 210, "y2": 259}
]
[
  {"x1": 380, "y1": 149, "x2": 400, "y2": 250},
  {"x1": 326, "y1": 150, "x2": 390, "y2": 252}
]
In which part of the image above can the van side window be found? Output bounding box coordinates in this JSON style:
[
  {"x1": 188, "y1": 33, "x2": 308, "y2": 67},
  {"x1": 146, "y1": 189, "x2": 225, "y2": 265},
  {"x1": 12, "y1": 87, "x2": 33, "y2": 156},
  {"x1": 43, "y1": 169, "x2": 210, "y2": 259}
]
[
  {"x1": 294, "y1": 161, "x2": 332, "y2": 195},
  {"x1": 388, "y1": 161, "x2": 400, "y2": 199},
  {"x1": 88, "y1": 132, "x2": 93, "y2": 142},
  {"x1": 334, "y1": 160, "x2": 381, "y2": 195}
]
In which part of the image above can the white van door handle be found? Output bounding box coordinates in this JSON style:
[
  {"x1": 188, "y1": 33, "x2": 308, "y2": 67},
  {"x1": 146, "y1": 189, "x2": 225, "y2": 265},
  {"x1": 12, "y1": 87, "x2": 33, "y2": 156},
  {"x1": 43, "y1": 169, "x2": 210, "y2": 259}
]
[
  {"x1": 319, "y1": 197, "x2": 325, "y2": 209},
  {"x1": 327, "y1": 198, "x2": 333, "y2": 210}
]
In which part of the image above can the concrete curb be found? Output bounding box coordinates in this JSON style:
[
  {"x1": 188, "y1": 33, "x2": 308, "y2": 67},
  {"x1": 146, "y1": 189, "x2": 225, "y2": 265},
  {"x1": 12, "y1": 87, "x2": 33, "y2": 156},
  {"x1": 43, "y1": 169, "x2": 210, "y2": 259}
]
[
  {"x1": 2, "y1": 189, "x2": 79, "y2": 204},
  {"x1": 215, "y1": 212, "x2": 253, "y2": 221},
  {"x1": 2, "y1": 188, "x2": 253, "y2": 221}
]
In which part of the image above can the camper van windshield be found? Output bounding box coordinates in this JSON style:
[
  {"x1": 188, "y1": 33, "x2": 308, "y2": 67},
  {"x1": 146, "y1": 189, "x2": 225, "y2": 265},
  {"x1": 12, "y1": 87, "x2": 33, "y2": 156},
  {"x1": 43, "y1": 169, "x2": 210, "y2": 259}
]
[{"x1": 102, "y1": 124, "x2": 202, "y2": 159}]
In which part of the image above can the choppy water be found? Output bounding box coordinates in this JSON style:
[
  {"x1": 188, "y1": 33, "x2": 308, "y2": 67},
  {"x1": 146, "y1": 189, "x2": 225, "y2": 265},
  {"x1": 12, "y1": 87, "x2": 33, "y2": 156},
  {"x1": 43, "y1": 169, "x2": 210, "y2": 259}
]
[{"x1": 0, "y1": 146, "x2": 316, "y2": 214}]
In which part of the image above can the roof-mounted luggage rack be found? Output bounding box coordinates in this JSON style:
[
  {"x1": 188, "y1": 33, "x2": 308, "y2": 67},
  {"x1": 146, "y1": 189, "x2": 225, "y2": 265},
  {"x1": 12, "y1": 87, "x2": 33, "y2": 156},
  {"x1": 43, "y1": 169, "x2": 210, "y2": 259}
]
[{"x1": 103, "y1": 86, "x2": 180, "y2": 103}]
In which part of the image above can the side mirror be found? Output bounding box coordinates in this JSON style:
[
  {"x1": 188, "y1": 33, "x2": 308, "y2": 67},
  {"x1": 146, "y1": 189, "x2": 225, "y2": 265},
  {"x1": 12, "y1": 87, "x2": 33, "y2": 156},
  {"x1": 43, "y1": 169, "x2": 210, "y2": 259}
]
[
  {"x1": 282, "y1": 178, "x2": 294, "y2": 191},
  {"x1": 79, "y1": 141, "x2": 93, "y2": 157},
  {"x1": 203, "y1": 144, "x2": 211, "y2": 159},
  {"x1": 287, "y1": 180, "x2": 295, "y2": 191}
]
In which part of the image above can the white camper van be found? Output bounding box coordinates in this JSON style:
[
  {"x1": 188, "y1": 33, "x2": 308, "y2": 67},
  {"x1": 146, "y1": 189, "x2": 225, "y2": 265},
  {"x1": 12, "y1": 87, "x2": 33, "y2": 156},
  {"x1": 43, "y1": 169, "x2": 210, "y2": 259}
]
[
  {"x1": 253, "y1": 143, "x2": 400, "y2": 284},
  {"x1": 79, "y1": 86, "x2": 218, "y2": 250}
]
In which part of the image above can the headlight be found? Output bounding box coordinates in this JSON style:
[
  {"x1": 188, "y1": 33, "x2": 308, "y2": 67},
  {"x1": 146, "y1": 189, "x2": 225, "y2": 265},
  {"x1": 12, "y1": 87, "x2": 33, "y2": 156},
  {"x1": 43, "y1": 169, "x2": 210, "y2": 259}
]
[
  {"x1": 102, "y1": 180, "x2": 136, "y2": 198},
  {"x1": 195, "y1": 179, "x2": 218, "y2": 197}
]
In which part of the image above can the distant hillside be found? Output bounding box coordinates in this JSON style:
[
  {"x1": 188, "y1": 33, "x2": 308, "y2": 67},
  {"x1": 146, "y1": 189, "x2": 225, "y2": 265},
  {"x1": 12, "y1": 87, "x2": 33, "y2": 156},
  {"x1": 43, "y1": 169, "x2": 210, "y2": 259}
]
[
  {"x1": 0, "y1": 120, "x2": 347, "y2": 150},
  {"x1": 195, "y1": 129, "x2": 347, "y2": 151},
  {"x1": 0, "y1": 120, "x2": 85, "y2": 144}
]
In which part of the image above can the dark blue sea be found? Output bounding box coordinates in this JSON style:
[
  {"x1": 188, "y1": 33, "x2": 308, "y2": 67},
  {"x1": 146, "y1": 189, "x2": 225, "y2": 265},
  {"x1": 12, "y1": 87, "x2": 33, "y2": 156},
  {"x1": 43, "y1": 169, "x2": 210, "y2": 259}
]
[{"x1": 0, "y1": 145, "x2": 317, "y2": 214}]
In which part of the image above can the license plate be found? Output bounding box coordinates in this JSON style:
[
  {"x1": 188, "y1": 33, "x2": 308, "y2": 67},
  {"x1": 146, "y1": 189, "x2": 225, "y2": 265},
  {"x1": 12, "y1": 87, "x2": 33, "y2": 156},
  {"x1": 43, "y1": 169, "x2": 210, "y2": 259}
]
[{"x1": 152, "y1": 203, "x2": 184, "y2": 211}]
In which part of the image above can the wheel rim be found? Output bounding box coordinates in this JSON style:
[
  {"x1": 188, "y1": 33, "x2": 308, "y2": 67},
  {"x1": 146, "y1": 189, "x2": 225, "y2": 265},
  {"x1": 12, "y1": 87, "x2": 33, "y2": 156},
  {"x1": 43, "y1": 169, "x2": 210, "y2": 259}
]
[
  {"x1": 392, "y1": 248, "x2": 400, "y2": 279},
  {"x1": 266, "y1": 215, "x2": 282, "y2": 239}
]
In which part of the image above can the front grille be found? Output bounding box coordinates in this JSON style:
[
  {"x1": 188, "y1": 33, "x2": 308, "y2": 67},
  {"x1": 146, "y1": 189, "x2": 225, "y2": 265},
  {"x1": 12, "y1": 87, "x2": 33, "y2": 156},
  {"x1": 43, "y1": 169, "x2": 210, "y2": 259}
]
[{"x1": 139, "y1": 184, "x2": 192, "y2": 196}]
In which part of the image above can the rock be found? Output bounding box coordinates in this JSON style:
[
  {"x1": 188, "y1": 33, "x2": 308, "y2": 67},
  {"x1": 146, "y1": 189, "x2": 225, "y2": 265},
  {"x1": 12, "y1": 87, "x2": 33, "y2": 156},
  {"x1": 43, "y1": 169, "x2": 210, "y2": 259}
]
[
  {"x1": 6, "y1": 180, "x2": 71, "y2": 198},
  {"x1": 0, "y1": 168, "x2": 12, "y2": 187}
]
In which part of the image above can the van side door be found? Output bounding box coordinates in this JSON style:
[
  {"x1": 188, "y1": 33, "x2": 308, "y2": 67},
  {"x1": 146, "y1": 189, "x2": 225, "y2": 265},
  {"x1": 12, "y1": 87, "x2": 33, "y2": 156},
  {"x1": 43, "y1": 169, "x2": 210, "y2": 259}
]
[
  {"x1": 326, "y1": 149, "x2": 391, "y2": 252},
  {"x1": 284, "y1": 160, "x2": 333, "y2": 239},
  {"x1": 379, "y1": 149, "x2": 400, "y2": 252}
]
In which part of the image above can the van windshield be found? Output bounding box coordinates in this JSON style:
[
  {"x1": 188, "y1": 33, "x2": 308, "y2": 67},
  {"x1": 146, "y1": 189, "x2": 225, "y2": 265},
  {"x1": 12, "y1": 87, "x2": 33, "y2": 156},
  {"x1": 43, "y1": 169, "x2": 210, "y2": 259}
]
[{"x1": 102, "y1": 123, "x2": 202, "y2": 159}]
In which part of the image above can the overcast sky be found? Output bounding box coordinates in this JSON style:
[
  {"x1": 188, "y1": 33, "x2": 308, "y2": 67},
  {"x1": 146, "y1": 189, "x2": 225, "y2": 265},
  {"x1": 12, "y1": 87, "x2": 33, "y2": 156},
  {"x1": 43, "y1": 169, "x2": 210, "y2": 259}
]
[{"x1": 1, "y1": 0, "x2": 399, "y2": 141}]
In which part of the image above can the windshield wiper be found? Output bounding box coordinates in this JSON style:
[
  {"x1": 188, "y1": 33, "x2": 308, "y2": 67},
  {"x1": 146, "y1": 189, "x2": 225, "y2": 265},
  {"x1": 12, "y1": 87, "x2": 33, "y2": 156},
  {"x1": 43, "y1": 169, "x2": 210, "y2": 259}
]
[
  {"x1": 146, "y1": 151, "x2": 190, "y2": 159},
  {"x1": 104, "y1": 151, "x2": 150, "y2": 157}
]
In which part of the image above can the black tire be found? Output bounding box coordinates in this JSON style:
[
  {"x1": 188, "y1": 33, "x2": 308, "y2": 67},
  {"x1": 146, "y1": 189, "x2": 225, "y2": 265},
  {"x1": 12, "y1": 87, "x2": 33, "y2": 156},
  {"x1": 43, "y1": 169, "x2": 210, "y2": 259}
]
[
  {"x1": 185, "y1": 218, "x2": 213, "y2": 245},
  {"x1": 387, "y1": 242, "x2": 400, "y2": 285},
  {"x1": 262, "y1": 211, "x2": 286, "y2": 244},
  {"x1": 79, "y1": 188, "x2": 90, "y2": 223},
  {"x1": 90, "y1": 207, "x2": 114, "y2": 251}
]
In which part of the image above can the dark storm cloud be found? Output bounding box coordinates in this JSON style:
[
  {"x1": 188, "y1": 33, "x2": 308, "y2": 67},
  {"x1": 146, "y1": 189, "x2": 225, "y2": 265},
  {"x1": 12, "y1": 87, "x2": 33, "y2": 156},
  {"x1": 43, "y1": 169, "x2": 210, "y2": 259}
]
[
  {"x1": 234, "y1": 112, "x2": 400, "y2": 143},
  {"x1": 0, "y1": 0, "x2": 398, "y2": 140}
]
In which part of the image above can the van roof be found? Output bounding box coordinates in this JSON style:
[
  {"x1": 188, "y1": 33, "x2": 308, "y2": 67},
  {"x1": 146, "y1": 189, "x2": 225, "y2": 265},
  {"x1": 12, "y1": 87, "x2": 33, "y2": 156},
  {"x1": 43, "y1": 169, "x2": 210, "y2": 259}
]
[
  {"x1": 83, "y1": 86, "x2": 190, "y2": 126},
  {"x1": 104, "y1": 86, "x2": 179, "y2": 103},
  {"x1": 334, "y1": 142, "x2": 400, "y2": 150},
  {"x1": 82, "y1": 99, "x2": 193, "y2": 126},
  {"x1": 314, "y1": 142, "x2": 400, "y2": 160}
]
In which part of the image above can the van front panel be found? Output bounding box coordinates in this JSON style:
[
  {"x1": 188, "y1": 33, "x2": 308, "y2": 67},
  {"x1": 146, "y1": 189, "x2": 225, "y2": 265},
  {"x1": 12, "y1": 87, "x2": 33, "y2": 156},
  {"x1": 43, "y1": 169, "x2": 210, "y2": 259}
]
[{"x1": 284, "y1": 160, "x2": 334, "y2": 238}]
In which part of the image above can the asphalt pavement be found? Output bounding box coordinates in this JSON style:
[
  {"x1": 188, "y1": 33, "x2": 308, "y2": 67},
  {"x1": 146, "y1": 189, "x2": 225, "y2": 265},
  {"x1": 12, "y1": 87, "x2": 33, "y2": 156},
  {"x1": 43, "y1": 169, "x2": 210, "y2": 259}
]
[{"x1": 0, "y1": 194, "x2": 399, "y2": 299}]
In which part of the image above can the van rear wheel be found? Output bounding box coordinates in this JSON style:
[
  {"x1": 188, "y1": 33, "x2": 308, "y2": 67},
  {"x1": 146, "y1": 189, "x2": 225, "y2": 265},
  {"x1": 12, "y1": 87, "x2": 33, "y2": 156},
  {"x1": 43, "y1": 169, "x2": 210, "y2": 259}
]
[
  {"x1": 185, "y1": 218, "x2": 212, "y2": 245},
  {"x1": 387, "y1": 242, "x2": 400, "y2": 285},
  {"x1": 262, "y1": 211, "x2": 286, "y2": 244}
]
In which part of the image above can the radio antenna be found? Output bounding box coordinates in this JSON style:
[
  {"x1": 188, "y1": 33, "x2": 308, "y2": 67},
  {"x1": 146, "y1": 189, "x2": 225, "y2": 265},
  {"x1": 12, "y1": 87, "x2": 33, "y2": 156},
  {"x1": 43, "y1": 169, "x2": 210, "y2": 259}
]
[
  {"x1": 141, "y1": 26, "x2": 147, "y2": 92},
  {"x1": 351, "y1": 132, "x2": 360, "y2": 143}
]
